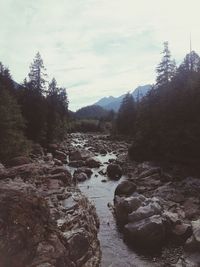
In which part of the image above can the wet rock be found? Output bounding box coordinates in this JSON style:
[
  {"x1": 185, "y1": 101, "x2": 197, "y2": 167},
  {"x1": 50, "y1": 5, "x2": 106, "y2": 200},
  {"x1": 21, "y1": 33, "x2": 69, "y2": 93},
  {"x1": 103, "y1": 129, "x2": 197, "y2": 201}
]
[
  {"x1": 114, "y1": 180, "x2": 136, "y2": 197},
  {"x1": 99, "y1": 148, "x2": 107, "y2": 155},
  {"x1": 86, "y1": 158, "x2": 101, "y2": 168},
  {"x1": 124, "y1": 215, "x2": 166, "y2": 248},
  {"x1": 73, "y1": 172, "x2": 88, "y2": 182},
  {"x1": 74, "y1": 167, "x2": 93, "y2": 178},
  {"x1": 98, "y1": 169, "x2": 106, "y2": 176},
  {"x1": 107, "y1": 164, "x2": 122, "y2": 180},
  {"x1": 114, "y1": 194, "x2": 146, "y2": 226},
  {"x1": 67, "y1": 230, "x2": 90, "y2": 261},
  {"x1": 69, "y1": 150, "x2": 93, "y2": 161},
  {"x1": 9, "y1": 156, "x2": 31, "y2": 167}
]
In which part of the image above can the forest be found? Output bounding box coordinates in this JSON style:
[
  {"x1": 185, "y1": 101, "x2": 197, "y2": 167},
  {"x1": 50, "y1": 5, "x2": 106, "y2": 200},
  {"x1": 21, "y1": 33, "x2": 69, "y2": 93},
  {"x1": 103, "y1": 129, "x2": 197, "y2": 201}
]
[
  {"x1": 1, "y1": 42, "x2": 200, "y2": 166},
  {"x1": 0, "y1": 52, "x2": 69, "y2": 162},
  {"x1": 116, "y1": 42, "x2": 200, "y2": 163}
]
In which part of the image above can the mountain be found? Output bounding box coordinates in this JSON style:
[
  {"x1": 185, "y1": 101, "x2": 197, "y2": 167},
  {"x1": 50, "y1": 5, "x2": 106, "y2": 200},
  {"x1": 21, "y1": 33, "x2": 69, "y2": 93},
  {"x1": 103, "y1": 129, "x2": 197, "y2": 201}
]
[
  {"x1": 95, "y1": 84, "x2": 151, "y2": 111},
  {"x1": 75, "y1": 105, "x2": 109, "y2": 119}
]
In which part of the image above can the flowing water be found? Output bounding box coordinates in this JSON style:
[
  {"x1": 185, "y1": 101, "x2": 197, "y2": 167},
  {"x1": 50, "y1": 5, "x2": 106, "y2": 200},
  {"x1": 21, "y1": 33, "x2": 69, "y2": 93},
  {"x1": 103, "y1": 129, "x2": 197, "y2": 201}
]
[{"x1": 70, "y1": 135, "x2": 160, "y2": 267}]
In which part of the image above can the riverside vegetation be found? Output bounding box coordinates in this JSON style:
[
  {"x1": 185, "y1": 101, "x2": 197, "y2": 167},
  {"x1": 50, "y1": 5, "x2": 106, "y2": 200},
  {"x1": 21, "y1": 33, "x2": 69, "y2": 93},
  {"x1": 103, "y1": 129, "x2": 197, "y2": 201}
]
[{"x1": 0, "y1": 43, "x2": 200, "y2": 266}]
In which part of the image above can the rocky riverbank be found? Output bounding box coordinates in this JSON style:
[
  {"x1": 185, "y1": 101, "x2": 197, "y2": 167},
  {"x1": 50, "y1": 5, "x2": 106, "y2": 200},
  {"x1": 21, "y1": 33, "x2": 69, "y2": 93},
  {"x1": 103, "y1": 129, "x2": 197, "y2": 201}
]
[
  {"x1": 0, "y1": 133, "x2": 200, "y2": 267},
  {"x1": 0, "y1": 141, "x2": 101, "y2": 267},
  {"x1": 66, "y1": 133, "x2": 200, "y2": 266}
]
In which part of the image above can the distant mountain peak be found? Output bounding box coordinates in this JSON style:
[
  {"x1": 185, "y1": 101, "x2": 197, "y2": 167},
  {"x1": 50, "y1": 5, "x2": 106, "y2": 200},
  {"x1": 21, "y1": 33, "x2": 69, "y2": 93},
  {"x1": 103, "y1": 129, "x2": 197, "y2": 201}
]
[{"x1": 94, "y1": 84, "x2": 151, "y2": 112}]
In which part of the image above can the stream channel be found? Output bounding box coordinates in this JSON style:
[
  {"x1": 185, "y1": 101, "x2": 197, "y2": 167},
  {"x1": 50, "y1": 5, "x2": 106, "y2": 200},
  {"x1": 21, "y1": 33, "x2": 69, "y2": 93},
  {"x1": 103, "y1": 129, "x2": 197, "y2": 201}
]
[{"x1": 69, "y1": 134, "x2": 161, "y2": 267}]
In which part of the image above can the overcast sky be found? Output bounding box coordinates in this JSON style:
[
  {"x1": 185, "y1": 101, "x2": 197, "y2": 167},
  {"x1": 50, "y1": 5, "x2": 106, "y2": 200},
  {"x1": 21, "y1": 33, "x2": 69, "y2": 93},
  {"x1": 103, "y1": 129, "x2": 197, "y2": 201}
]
[{"x1": 1, "y1": 0, "x2": 200, "y2": 110}]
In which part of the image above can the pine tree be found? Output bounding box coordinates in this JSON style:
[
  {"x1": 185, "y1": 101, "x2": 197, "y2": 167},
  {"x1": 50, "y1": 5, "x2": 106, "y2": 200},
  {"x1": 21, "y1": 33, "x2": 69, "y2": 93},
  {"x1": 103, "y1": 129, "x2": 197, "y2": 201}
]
[
  {"x1": 46, "y1": 78, "x2": 68, "y2": 142},
  {"x1": 28, "y1": 52, "x2": 47, "y2": 94},
  {"x1": 179, "y1": 51, "x2": 200, "y2": 73},
  {"x1": 156, "y1": 42, "x2": 176, "y2": 87},
  {"x1": 19, "y1": 53, "x2": 48, "y2": 144}
]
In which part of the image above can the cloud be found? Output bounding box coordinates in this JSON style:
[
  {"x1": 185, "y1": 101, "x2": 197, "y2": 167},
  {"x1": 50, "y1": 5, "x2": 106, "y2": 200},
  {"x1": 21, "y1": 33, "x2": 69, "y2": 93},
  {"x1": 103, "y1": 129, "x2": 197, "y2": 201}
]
[{"x1": 1, "y1": 0, "x2": 200, "y2": 110}]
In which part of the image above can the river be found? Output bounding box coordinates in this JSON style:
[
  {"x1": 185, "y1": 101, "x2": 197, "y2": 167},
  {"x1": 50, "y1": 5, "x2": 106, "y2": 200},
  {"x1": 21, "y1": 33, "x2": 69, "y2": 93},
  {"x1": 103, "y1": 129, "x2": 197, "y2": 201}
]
[{"x1": 70, "y1": 134, "x2": 161, "y2": 267}]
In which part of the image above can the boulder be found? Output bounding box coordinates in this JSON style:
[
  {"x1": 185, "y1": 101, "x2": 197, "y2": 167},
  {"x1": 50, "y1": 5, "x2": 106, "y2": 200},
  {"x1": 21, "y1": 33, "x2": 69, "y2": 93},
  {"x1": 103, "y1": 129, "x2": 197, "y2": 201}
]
[
  {"x1": 107, "y1": 164, "x2": 122, "y2": 180},
  {"x1": 73, "y1": 172, "x2": 88, "y2": 182},
  {"x1": 0, "y1": 183, "x2": 69, "y2": 267},
  {"x1": 69, "y1": 149, "x2": 93, "y2": 161},
  {"x1": 124, "y1": 215, "x2": 166, "y2": 248},
  {"x1": 67, "y1": 230, "x2": 90, "y2": 261},
  {"x1": 114, "y1": 180, "x2": 137, "y2": 197},
  {"x1": 114, "y1": 194, "x2": 146, "y2": 226},
  {"x1": 99, "y1": 148, "x2": 107, "y2": 155},
  {"x1": 128, "y1": 202, "x2": 162, "y2": 223},
  {"x1": 86, "y1": 158, "x2": 101, "y2": 168},
  {"x1": 184, "y1": 220, "x2": 200, "y2": 252},
  {"x1": 74, "y1": 167, "x2": 93, "y2": 178}
]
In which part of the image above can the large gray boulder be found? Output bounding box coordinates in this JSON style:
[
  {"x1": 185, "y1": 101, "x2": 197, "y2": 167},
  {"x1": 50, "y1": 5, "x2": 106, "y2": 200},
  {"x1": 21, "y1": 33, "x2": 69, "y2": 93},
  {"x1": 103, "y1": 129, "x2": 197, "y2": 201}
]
[
  {"x1": 114, "y1": 194, "x2": 146, "y2": 226},
  {"x1": 114, "y1": 180, "x2": 137, "y2": 197},
  {"x1": 124, "y1": 215, "x2": 166, "y2": 248},
  {"x1": 128, "y1": 201, "x2": 162, "y2": 223},
  {"x1": 107, "y1": 164, "x2": 122, "y2": 180},
  {"x1": 86, "y1": 158, "x2": 101, "y2": 168}
]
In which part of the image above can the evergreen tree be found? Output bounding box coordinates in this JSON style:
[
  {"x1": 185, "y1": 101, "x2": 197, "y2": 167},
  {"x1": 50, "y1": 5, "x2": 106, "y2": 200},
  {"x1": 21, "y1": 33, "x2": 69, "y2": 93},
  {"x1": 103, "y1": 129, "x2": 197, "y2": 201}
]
[
  {"x1": 156, "y1": 42, "x2": 176, "y2": 87},
  {"x1": 46, "y1": 78, "x2": 69, "y2": 142},
  {"x1": 19, "y1": 53, "x2": 48, "y2": 144},
  {"x1": 28, "y1": 52, "x2": 47, "y2": 93}
]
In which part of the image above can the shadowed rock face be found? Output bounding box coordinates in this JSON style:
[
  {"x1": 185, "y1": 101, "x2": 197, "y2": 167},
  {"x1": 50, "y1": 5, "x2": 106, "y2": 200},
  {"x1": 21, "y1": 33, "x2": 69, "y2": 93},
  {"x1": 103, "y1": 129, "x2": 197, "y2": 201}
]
[
  {"x1": 0, "y1": 156, "x2": 101, "y2": 267},
  {"x1": 0, "y1": 184, "x2": 67, "y2": 267}
]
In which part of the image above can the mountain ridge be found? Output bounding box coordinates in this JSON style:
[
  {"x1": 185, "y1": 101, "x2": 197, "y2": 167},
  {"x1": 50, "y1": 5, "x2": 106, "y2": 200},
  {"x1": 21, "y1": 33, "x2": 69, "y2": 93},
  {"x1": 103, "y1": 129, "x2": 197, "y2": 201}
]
[{"x1": 94, "y1": 84, "x2": 151, "y2": 111}]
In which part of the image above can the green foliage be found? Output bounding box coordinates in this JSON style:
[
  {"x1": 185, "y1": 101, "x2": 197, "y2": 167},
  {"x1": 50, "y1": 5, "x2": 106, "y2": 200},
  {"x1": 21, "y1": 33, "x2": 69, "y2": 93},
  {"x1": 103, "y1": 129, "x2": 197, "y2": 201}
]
[
  {"x1": 46, "y1": 78, "x2": 69, "y2": 143},
  {"x1": 0, "y1": 53, "x2": 69, "y2": 163},
  {"x1": 0, "y1": 88, "x2": 29, "y2": 162},
  {"x1": 129, "y1": 44, "x2": 200, "y2": 162},
  {"x1": 156, "y1": 42, "x2": 176, "y2": 87}
]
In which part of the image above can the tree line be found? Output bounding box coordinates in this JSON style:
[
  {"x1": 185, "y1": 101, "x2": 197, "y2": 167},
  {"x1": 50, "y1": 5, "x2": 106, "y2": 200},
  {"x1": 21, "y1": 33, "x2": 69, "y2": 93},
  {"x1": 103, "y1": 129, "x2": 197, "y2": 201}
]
[
  {"x1": 116, "y1": 42, "x2": 200, "y2": 162},
  {"x1": 0, "y1": 52, "x2": 69, "y2": 162}
]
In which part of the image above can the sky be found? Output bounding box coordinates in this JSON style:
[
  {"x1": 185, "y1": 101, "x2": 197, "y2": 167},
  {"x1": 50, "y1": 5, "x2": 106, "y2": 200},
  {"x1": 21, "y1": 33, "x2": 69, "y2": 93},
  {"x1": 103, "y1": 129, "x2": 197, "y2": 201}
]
[{"x1": 1, "y1": 0, "x2": 200, "y2": 110}]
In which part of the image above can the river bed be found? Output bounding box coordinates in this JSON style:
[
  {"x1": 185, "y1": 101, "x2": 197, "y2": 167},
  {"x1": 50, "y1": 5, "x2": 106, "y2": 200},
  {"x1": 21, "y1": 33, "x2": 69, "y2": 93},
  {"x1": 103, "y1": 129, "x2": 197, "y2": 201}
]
[{"x1": 70, "y1": 135, "x2": 161, "y2": 267}]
